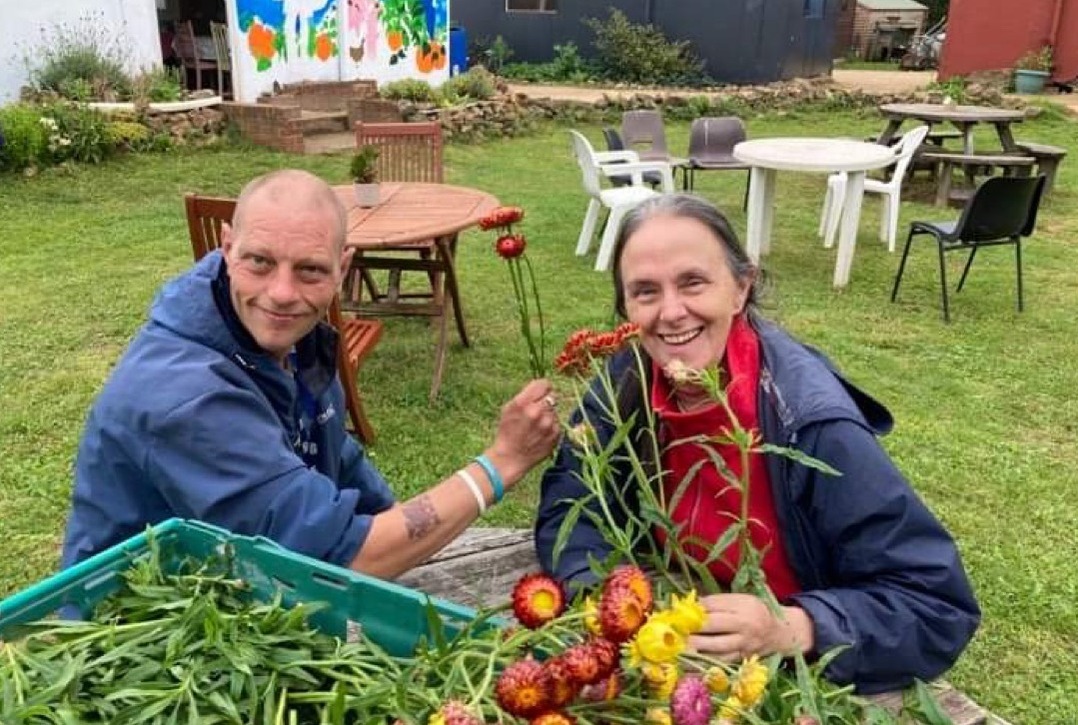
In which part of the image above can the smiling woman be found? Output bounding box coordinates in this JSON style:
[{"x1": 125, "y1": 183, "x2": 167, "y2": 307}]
[{"x1": 536, "y1": 193, "x2": 981, "y2": 695}]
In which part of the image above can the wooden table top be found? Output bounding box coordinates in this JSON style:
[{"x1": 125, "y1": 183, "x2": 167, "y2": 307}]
[
  {"x1": 878, "y1": 103, "x2": 1027, "y2": 124},
  {"x1": 333, "y1": 182, "x2": 500, "y2": 250}
]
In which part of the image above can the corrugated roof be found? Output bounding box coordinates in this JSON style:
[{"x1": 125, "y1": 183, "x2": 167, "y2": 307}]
[{"x1": 858, "y1": 0, "x2": 928, "y2": 10}]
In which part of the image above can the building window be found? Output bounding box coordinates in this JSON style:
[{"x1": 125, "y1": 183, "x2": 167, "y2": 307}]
[
  {"x1": 804, "y1": 0, "x2": 824, "y2": 18},
  {"x1": 506, "y1": 0, "x2": 558, "y2": 13}
]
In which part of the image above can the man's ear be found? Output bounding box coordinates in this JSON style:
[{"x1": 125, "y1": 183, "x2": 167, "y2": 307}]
[
  {"x1": 338, "y1": 246, "x2": 355, "y2": 281},
  {"x1": 220, "y1": 222, "x2": 234, "y2": 258}
]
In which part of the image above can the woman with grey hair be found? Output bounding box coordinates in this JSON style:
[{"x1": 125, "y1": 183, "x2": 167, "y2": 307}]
[{"x1": 535, "y1": 194, "x2": 980, "y2": 693}]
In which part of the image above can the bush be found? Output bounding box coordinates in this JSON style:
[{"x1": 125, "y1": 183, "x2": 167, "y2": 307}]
[
  {"x1": 26, "y1": 13, "x2": 132, "y2": 101},
  {"x1": 380, "y1": 78, "x2": 438, "y2": 102},
  {"x1": 129, "y1": 67, "x2": 185, "y2": 104},
  {"x1": 0, "y1": 104, "x2": 50, "y2": 171},
  {"x1": 105, "y1": 121, "x2": 155, "y2": 152},
  {"x1": 440, "y1": 67, "x2": 497, "y2": 103},
  {"x1": 40, "y1": 103, "x2": 113, "y2": 164},
  {"x1": 501, "y1": 43, "x2": 600, "y2": 84},
  {"x1": 584, "y1": 9, "x2": 707, "y2": 86}
]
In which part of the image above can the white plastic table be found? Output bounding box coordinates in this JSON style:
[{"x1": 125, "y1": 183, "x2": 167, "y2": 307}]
[{"x1": 734, "y1": 138, "x2": 896, "y2": 289}]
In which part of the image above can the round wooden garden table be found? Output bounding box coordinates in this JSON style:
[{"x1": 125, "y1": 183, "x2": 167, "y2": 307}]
[{"x1": 332, "y1": 182, "x2": 499, "y2": 402}]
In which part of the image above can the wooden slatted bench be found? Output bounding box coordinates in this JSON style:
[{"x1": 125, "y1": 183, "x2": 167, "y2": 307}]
[
  {"x1": 1015, "y1": 141, "x2": 1067, "y2": 194},
  {"x1": 397, "y1": 527, "x2": 1014, "y2": 725},
  {"x1": 919, "y1": 152, "x2": 1036, "y2": 207}
]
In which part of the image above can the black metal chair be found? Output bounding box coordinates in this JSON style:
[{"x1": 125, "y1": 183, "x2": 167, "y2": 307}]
[
  {"x1": 890, "y1": 175, "x2": 1047, "y2": 322},
  {"x1": 601, "y1": 127, "x2": 663, "y2": 190}
]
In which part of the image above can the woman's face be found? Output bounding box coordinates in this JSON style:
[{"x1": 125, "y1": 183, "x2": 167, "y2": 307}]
[{"x1": 619, "y1": 214, "x2": 752, "y2": 372}]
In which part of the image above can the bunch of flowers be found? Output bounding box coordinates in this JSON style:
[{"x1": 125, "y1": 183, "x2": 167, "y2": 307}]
[
  {"x1": 480, "y1": 206, "x2": 546, "y2": 377},
  {"x1": 490, "y1": 564, "x2": 779, "y2": 725}
]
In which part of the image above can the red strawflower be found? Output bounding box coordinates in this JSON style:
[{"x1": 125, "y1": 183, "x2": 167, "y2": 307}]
[
  {"x1": 543, "y1": 655, "x2": 582, "y2": 708},
  {"x1": 496, "y1": 659, "x2": 553, "y2": 719},
  {"x1": 511, "y1": 572, "x2": 567, "y2": 629},
  {"x1": 598, "y1": 583, "x2": 647, "y2": 643},
  {"x1": 530, "y1": 713, "x2": 576, "y2": 725},
  {"x1": 580, "y1": 672, "x2": 622, "y2": 702},
  {"x1": 479, "y1": 206, "x2": 525, "y2": 231},
  {"x1": 586, "y1": 637, "x2": 620, "y2": 680},
  {"x1": 561, "y1": 643, "x2": 604, "y2": 686},
  {"x1": 604, "y1": 565, "x2": 654, "y2": 614},
  {"x1": 495, "y1": 233, "x2": 527, "y2": 259}
]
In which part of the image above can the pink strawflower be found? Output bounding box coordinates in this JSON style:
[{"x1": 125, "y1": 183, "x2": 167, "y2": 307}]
[{"x1": 670, "y1": 675, "x2": 712, "y2": 725}]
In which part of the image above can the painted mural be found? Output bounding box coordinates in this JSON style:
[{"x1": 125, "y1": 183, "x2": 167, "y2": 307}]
[
  {"x1": 227, "y1": 0, "x2": 449, "y2": 101},
  {"x1": 344, "y1": 0, "x2": 448, "y2": 77},
  {"x1": 236, "y1": 0, "x2": 340, "y2": 70}
]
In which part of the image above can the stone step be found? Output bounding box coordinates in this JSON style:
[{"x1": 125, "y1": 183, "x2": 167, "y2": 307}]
[
  {"x1": 304, "y1": 131, "x2": 355, "y2": 155},
  {"x1": 297, "y1": 110, "x2": 350, "y2": 135}
]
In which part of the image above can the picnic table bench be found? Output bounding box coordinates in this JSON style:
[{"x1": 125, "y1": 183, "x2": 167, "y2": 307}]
[
  {"x1": 918, "y1": 151, "x2": 1036, "y2": 207},
  {"x1": 396, "y1": 527, "x2": 1013, "y2": 725},
  {"x1": 1015, "y1": 141, "x2": 1067, "y2": 194}
]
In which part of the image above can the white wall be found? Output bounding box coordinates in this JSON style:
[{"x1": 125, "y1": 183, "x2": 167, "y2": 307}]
[{"x1": 1, "y1": 0, "x2": 162, "y2": 104}]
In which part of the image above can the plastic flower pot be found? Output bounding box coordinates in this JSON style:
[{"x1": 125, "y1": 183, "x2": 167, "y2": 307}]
[
  {"x1": 354, "y1": 182, "x2": 380, "y2": 208},
  {"x1": 1014, "y1": 69, "x2": 1050, "y2": 94}
]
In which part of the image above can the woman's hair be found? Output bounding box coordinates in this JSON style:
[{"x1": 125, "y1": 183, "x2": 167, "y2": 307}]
[{"x1": 610, "y1": 193, "x2": 761, "y2": 318}]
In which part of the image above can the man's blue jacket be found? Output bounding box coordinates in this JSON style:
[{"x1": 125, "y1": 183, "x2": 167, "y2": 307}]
[
  {"x1": 62, "y1": 252, "x2": 395, "y2": 569},
  {"x1": 535, "y1": 316, "x2": 980, "y2": 693}
]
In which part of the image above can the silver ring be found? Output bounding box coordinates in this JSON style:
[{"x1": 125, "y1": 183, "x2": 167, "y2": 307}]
[{"x1": 543, "y1": 394, "x2": 557, "y2": 409}]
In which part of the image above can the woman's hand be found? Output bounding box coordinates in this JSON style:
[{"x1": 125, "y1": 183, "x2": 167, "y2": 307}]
[{"x1": 687, "y1": 593, "x2": 815, "y2": 661}]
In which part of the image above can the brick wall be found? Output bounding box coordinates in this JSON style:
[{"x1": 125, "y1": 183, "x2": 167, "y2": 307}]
[
  {"x1": 346, "y1": 98, "x2": 404, "y2": 129},
  {"x1": 220, "y1": 103, "x2": 304, "y2": 154},
  {"x1": 258, "y1": 80, "x2": 377, "y2": 113},
  {"x1": 853, "y1": 5, "x2": 926, "y2": 59}
]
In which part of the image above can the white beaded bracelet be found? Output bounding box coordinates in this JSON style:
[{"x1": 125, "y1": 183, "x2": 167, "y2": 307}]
[{"x1": 457, "y1": 467, "x2": 487, "y2": 515}]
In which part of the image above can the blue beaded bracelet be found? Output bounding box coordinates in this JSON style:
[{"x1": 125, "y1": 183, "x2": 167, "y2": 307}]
[{"x1": 473, "y1": 454, "x2": 505, "y2": 504}]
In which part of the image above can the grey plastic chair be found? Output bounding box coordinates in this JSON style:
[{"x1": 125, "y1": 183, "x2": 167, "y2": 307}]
[
  {"x1": 603, "y1": 127, "x2": 663, "y2": 189},
  {"x1": 621, "y1": 110, "x2": 670, "y2": 161},
  {"x1": 685, "y1": 117, "x2": 751, "y2": 209}
]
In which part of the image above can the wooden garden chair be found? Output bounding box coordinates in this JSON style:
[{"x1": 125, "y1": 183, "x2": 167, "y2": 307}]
[
  {"x1": 174, "y1": 20, "x2": 217, "y2": 92},
  {"x1": 346, "y1": 122, "x2": 468, "y2": 402},
  {"x1": 183, "y1": 193, "x2": 382, "y2": 443}
]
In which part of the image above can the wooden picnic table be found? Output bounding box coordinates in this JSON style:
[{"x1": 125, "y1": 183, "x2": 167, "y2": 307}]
[
  {"x1": 877, "y1": 103, "x2": 1027, "y2": 155},
  {"x1": 397, "y1": 527, "x2": 1012, "y2": 725},
  {"x1": 333, "y1": 182, "x2": 499, "y2": 401}
]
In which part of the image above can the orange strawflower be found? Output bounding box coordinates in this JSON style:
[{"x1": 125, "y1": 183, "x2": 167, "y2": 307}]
[
  {"x1": 531, "y1": 713, "x2": 576, "y2": 725},
  {"x1": 604, "y1": 565, "x2": 654, "y2": 614},
  {"x1": 496, "y1": 659, "x2": 552, "y2": 718},
  {"x1": 598, "y1": 582, "x2": 647, "y2": 643},
  {"x1": 511, "y1": 572, "x2": 566, "y2": 630},
  {"x1": 543, "y1": 655, "x2": 582, "y2": 708}
]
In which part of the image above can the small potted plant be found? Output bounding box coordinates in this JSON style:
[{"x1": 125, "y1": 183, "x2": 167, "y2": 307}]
[
  {"x1": 1014, "y1": 45, "x2": 1053, "y2": 94},
  {"x1": 350, "y1": 145, "x2": 380, "y2": 207}
]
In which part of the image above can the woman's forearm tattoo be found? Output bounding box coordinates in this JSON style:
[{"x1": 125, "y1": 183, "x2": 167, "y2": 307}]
[{"x1": 402, "y1": 494, "x2": 440, "y2": 540}]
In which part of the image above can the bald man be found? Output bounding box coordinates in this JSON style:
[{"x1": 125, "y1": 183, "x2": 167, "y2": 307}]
[{"x1": 62, "y1": 170, "x2": 560, "y2": 578}]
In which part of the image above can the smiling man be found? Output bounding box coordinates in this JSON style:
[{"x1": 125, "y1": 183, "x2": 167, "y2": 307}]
[{"x1": 62, "y1": 170, "x2": 560, "y2": 578}]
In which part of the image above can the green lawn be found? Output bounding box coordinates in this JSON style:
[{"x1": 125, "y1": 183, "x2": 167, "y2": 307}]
[{"x1": 2, "y1": 106, "x2": 1077, "y2": 723}]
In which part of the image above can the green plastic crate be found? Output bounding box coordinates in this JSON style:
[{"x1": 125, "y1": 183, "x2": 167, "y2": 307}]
[{"x1": 0, "y1": 518, "x2": 483, "y2": 657}]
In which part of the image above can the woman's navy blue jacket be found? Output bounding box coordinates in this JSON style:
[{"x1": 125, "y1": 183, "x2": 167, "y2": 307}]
[{"x1": 535, "y1": 316, "x2": 980, "y2": 694}]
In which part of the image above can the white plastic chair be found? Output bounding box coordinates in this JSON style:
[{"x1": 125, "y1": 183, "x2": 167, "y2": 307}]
[
  {"x1": 569, "y1": 130, "x2": 675, "y2": 271},
  {"x1": 818, "y1": 125, "x2": 930, "y2": 252}
]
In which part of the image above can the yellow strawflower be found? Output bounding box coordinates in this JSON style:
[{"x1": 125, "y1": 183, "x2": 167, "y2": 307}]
[
  {"x1": 583, "y1": 595, "x2": 602, "y2": 636},
  {"x1": 718, "y1": 695, "x2": 745, "y2": 721},
  {"x1": 635, "y1": 617, "x2": 686, "y2": 664},
  {"x1": 705, "y1": 665, "x2": 730, "y2": 694},
  {"x1": 645, "y1": 707, "x2": 673, "y2": 725},
  {"x1": 625, "y1": 637, "x2": 644, "y2": 668},
  {"x1": 731, "y1": 655, "x2": 769, "y2": 706},
  {"x1": 641, "y1": 662, "x2": 679, "y2": 699},
  {"x1": 666, "y1": 590, "x2": 708, "y2": 635},
  {"x1": 427, "y1": 714, "x2": 446, "y2": 725}
]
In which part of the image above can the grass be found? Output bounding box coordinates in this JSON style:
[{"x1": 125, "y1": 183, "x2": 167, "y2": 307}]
[
  {"x1": 2, "y1": 105, "x2": 1077, "y2": 723},
  {"x1": 835, "y1": 59, "x2": 907, "y2": 71}
]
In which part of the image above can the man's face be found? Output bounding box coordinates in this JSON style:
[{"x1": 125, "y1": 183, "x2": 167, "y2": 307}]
[{"x1": 221, "y1": 198, "x2": 352, "y2": 361}]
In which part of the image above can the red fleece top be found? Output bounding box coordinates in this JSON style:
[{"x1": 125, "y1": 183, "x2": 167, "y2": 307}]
[{"x1": 650, "y1": 315, "x2": 801, "y2": 601}]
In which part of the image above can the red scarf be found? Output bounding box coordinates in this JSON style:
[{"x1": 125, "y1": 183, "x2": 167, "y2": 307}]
[{"x1": 650, "y1": 315, "x2": 801, "y2": 600}]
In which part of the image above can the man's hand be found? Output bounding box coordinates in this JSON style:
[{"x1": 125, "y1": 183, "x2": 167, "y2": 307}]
[
  {"x1": 483, "y1": 379, "x2": 561, "y2": 488},
  {"x1": 687, "y1": 593, "x2": 815, "y2": 662}
]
